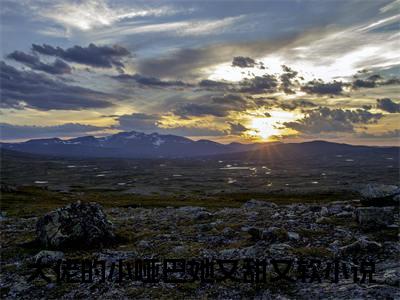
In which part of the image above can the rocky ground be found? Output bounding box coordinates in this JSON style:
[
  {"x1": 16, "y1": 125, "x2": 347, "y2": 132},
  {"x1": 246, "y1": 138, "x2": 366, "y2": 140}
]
[{"x1": 0, "y1": 185, "x2": 399, "y2": 299}]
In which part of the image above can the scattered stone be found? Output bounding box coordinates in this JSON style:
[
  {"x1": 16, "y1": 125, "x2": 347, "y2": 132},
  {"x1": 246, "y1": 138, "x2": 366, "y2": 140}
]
[
  {"x1": 355, "y1": 207, "x2": 395, "y2": 229},
  {"x1": 137, "y1": 240, "x2": 151, "y2": 249},
  {"x1": 288, "y1": 231, "x2": 300, "y2": 241},
  {"x1": 328, "y1": 205, "x2": 343, "y2": 215},
  {"x1": 222, "y1": 227, "x2": 236, "y2": 238},
  {"x1": 36, "y1": 201, "x2": 115, "y2": 248},
  {"x1": 1, "y1": 183, "x2": 18, "y2": 193},
  {"x1": 269, "y1": 243, "x2": 292, "y2": 253},
  {"x1": 320, "y1": 207, "x2": 329, "y2": 216},
  {"x1": 242, "y1": 199, "x2": 278, "y2": 209},
  {"x1": 262, "y1": 227, "x2": 289, "y2": 242},
  {"x1": 335, "y1": 211, "x2": 353, "y2": 218},
  {"x1": 383, "y1": 268, "x2": 400, "y2": 287},
  {"x1": 360, "y1": 184, "x2": 400, "y2": 206},
  {"x1": 33, "y1": 250, "x2": 64, "y2": 264},
  {"x1": 340, "y1": 238, "x2": 382, "y2": 255}
]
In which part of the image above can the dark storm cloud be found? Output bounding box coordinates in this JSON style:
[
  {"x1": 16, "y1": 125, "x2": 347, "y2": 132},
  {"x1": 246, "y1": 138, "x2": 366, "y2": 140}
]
[
  {"x1": 284, "y1": 107, "x2": 383, "y2": 134},
  {"x1": 351, "y1": 74, "x2": 400, "y2": 89},
  {"x1": 352, "y1": 74, "x2": 382, "y2": 88},
  {"x1": 7, "y1": 51, "x2": 71, "y2": 75},
  {"x1": 231, "y1": 56, "x2": 256, "y2": 68},
  {"x1": 211, "y1": 94, "x2": 249, "y2": 105},
  {"x1": 301, "y1": 80, "x2": 346, "y2": 95},
  {"x1": 0, "y1": 122, "x2": 106, "y2": 140},
  {"x1": 239, "y1": 74, "x2": 278, "y2": 93},
  {"x1": 376, "y1": 98, "x2": 400, "y2": 113},
  {"x1": 112, "y1": 73, "x2": 191, "y2": 88},
  {"x1": 0, "y1": 61, "x2": 115, "y2": 110},
  {"x1": 174, "y1": 94, "x2": 252, "y2": 118},
  {"x1": 228, "y1": 122, "x2": 248, "y2": 134},
  {"x1": 280, "y1": 99, "x2": 316, "y2": 111},
  {"x1": 32, "y1": 43, "x2": 131, "y2": 69},
  {"x1": 279, "y1": 65, "x2": 299, "y2": 94},
  {"x1": 198, "y1": 79, "x2": 233, "y2": 91}
]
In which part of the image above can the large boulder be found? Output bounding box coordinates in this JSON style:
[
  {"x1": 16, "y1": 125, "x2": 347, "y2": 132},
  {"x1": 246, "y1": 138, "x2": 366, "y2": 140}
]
[
  {"x1": 36, "y1": 202, "x2": 115, "y2": 248},
  {"x1": 355, "y1": 207, "x2": 395, "y2": 229},
  {"x1": 360, "y1": 184, "x2": 400, "y2": 206}
]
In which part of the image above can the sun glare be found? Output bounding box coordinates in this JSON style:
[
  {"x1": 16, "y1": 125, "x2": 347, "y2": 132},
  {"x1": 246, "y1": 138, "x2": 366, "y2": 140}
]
[
  {"x1": 247, "y1": 110, "x2": 300, "y2": 140},
  {"x1": 250, "y1": 117, "x2": 280, "y2": 139}
]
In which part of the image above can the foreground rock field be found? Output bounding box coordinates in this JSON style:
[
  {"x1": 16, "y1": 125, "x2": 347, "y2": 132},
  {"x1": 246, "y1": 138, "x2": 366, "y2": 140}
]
[{"x1": 1, "y1": 186, "x2": 399, "y2": 299}]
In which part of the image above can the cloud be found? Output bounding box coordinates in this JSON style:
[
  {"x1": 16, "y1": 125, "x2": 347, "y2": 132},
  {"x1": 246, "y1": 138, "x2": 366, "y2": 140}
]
[
  {"x1": 38, "y1": 0, "x2": 179, "y2": 31},
  {"x1": 0, "y1": 61, "x2": 115, "y2": 110},
  {"x1": 280, "y1": 99, "x2": 316, "y2": 111},
  {"x1": 115, "y1": 113, "x2": 160, "y2": 131},
  {"x1": 112, "y1": 73, "x2": 191, "y2": 88},
  {"x1": 136, "y1": 37, "x2": 298, "y2": 80},
  {"x1": 7, "y1": 51, "x2": 71, "y2": 74},
  {"x1": 0, "y1": 122, "x2": 106, "y2": 140},
  {"x1": 301, "y1": 80, "x2": 345, "y2": 95},
  {"x1": 174, "y1": 103, "x2": 230, "y2": 118},
  {"x1": 32, "y1": 43, "x2": 130, "y2": 69},
  {"x1": 239, "y1": 74, "x2": 278, "y2": 93},
  {"x1": 232, "y1": 56, "x2": 256, "y2": 68},
  {"x1": 198, "y1": 79, "x2": 232, "y2": 91},
  {"x1": 173, "y1": 94, "x2": 253, "y2": 117},
  {"x1": 352, "y1": 74, "x2": 382, "y2": 88},
  {"x1": 357, "y1": 129, "x2": 400, "y2": 139},
  {"x1": 376, "y1": 98, "x2": 400, "y2": 113},
  {"x1": 279, "y1": 65, "x2": 299, "y2": 94},
  {"x1": 113, "y1": 112, "x2": 226, "y2": 136},
  {"x1": 352, "y1": 74, "x2": 400, "y2": 89},
  {"x1": 284, "y1": 107, "x2": 383, "y2": 134},
  {"x1": 228, "y1": 122, "x2": 249, "y2": 134}
]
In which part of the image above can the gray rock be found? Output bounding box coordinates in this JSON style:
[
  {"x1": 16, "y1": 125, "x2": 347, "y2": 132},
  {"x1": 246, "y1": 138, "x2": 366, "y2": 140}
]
[
  {"x1": 33, "y1": 250, "x2": 64, "y2": 264},
  {"x1": 340, "y1": 238, "x2": 382, "y2": 255},
  {"x1": 222, "y1": 227, "x2": 236, "y2": 238},
  {"x1": 36, "y1": 201, "x2": 115, "y2": 248},
  {"x1": 177, "y1": 206, "x2": 211, "y2": 219},
  {"x1": 288, "y1": 231, "x2": 300, "y2": 241},
  {"x1": 137, "y1": 240, "x2": 151, "y2": 249},
  {"x1": 320, "y1": 207, "x2": 329, "y2": 216},
  {"x1": 261, "y1": 227, "x2": 289, "y2": 242},
  {"x1": 242, "y1": 199, "x2": 278, "y2": 209},
  {"x1": 383, "y1": 268, "x2": 400, "y2": 287},
  {"x1": 328, "y1": 205, "x2": 343, "y2": 214},
  {"x1": 355, "y1": 207, "x2": 395, "y2": 229},
  {"x1": 335, "y1": 211, "x2": 353, "y2": 218},
  {"x1": 360, "y1": 184, "x2": 400, "y2": 206},
  {"x1": 1, "y1": 184, "x2": 18, "y2": 193}
]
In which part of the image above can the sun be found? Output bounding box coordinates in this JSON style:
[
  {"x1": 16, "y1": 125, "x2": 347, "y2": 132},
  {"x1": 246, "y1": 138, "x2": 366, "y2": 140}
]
[{"x1": 250, "y1": 117, "x2": 280, "y2": 140}]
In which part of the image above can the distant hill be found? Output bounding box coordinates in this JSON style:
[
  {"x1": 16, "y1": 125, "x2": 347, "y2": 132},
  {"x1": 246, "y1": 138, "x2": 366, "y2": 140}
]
[{"x1": 1, "y1": 131, "x2": 398, "y2": 159}]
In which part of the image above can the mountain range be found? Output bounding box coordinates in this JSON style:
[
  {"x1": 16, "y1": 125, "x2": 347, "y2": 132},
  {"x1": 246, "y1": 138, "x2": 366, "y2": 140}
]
[{"x1": 0, "y1": 131, "x2": 398, "y2": 159}]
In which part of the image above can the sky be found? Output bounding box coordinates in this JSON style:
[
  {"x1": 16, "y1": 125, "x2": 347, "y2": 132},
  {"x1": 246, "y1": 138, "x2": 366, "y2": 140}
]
[{"x1": 0, "y1": 0, "x2": 399, "y2": 145}]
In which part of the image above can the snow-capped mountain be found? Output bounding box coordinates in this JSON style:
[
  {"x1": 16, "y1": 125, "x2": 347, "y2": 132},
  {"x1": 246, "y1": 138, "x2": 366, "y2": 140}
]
[{"x1": 0, "y1": 131, "x2": 262, "y2": 158}]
